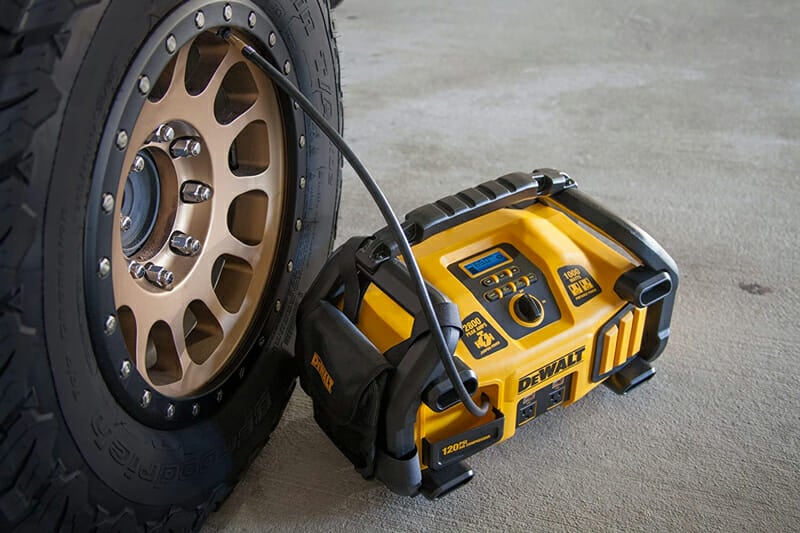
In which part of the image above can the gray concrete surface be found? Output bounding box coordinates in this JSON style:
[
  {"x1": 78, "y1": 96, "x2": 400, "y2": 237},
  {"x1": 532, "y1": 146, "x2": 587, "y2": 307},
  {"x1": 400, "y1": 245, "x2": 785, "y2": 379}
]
[{"x1": 206, "y1": 1, "x2": 800, "y2": 530}]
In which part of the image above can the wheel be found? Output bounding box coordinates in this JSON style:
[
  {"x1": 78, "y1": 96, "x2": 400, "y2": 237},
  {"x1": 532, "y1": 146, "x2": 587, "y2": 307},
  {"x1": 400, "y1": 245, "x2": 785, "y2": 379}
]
[{"x1": 0, "y1": 0, "x2": 342, "y2": 530}]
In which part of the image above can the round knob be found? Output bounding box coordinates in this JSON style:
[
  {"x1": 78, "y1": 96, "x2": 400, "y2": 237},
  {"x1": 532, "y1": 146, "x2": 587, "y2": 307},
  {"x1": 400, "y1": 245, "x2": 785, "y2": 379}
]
[{"x1": 511, "y1": 294, "x2": 544, "y2": 325}]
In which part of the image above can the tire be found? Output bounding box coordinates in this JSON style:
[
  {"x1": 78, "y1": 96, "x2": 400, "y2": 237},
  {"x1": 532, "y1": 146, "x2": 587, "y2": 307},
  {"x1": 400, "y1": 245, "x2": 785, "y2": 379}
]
[{"x1": 0, "y1": 1, "x2": 342, "y2": 531}]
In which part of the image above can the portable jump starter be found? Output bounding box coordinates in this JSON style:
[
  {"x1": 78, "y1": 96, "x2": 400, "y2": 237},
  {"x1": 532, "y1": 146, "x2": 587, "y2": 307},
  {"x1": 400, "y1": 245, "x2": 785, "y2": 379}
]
[{"x1": 296, "y1": 169, "x2": 678, "y2": 499}]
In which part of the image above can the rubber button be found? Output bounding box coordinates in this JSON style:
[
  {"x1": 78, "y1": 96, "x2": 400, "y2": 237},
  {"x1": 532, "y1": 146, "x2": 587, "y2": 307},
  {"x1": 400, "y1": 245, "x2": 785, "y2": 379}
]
[
  {"x1": 481, "y1": 277, "x2": 495, "y2": 287},
  {"x1": 515, "y1": 278, "x2": 530, "y2": 289},
  {"x1": 485, "y1": 290, "x2": 500, "y2": 302},
  {"x1": 501, "y1": 283, "x2": 515, "y2": 295},
  {"x1": 510, "y1": 266, "x2": 520, "y2": 274},
  {"x1": 526, "y1": 272, "x2": 538, "y2": 283}
]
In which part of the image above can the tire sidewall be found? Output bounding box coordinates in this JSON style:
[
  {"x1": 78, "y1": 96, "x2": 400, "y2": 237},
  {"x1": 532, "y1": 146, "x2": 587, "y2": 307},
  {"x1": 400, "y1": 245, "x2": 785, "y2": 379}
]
[{"x1": 39, "y1": 0, "x2": 339, "y2": 510}]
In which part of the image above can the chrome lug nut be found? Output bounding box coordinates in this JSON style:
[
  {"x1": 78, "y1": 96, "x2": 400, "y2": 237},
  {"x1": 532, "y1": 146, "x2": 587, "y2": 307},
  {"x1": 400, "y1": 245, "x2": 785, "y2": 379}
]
[
  {"x1": 148, "y1": 123, "x2": 175, "y2": 144},
  {"x1": 166, "y1": 34, "x2": 177, "y2": 54},
  {"x1": 170, "y1": 138, "x2": 202, "y2": 158},
  {"x1": 128, "y1": 261, "x2": 146, "y2": 279},
  {"x1": 223, "y1": 4, "x2": 233, "y2": 21},
  {"x1": 120, "y1": 215, "x2": 132, "y2": 232},
  {"x1": 141, "y1": 390, "x2": 152, "y2": 407},
  {"x1": 268, "y1": 32, "x2": 276, "y2": 47},
  {"x1": 166, "y1": 403, "x2": 176, "y2": 418},
  {"x1": 144, "y1": 263, "x2": 174, "y2": 289},
  {"x1": 181, "y1": 181, "x2": 213, "y2": 203},
  {"x1": 132, "y1": 154, "x2": 145, "y2": 173},
  {"x1": 248, "y1": 11, "x2": 256, "y2": 28},
  {"x1": 194, "y1": 10, "x2": 205, "y2": 29},
  {"x1": 120, "y1": 360, "x2": 132, "y2": 378},
  {"x1": 170, "y1": 231, "x2": 202, "y2": 256}
]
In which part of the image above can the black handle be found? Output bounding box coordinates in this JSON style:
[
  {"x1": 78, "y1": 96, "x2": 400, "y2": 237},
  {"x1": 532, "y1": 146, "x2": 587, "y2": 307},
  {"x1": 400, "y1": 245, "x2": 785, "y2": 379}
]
[
  {"x1": 545, "y1": 188, "x2": 679, "y2": 361},
  {"x1": 363, "y1": 169, "x2": 574, "y2": 266}
]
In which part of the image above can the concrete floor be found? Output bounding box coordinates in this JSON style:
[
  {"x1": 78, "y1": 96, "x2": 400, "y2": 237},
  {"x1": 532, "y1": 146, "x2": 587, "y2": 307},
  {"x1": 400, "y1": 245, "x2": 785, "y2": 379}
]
[{"x1": 206, "y1": 0, "x2": 800, "y2": 530}]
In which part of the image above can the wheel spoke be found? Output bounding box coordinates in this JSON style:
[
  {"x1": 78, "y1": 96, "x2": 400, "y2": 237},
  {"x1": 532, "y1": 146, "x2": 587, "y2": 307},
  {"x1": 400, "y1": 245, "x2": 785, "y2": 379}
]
[
  {"x1": 203, "y1": 291, "x2": 237, "y2": 336},
  {"x1": 225, "y1": 166, "x2": 283, "y2": 199},
  {"x1": 170, "y1": 44, "x2": 192, "y2": 100},
  {"x1": 146, "y1": 42, "x2": 192, "y2": 111},
  {"x1": 219, "y1": 100, "x2": 271, "y2": 147},
  {"x1": 166, "y1": 313, "x2": 193, "y2": 371},
  {"x1": 132, "y1": 313, "x2": 155, "y2": 373},
  {"x1": 195, "y1": 47, "x2": 241, "y2": 117},
  {"x1": 203, "y1": 215, "x2": 261, "y2": 261},
  {"x1": 221, "y1": 232, "x2": 262, "y2": 265}
]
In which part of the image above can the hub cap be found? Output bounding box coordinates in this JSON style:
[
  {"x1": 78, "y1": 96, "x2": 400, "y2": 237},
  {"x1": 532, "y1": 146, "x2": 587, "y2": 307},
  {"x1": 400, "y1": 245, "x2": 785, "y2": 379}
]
[{"x1": 111, "y1": 30, "x2": 286, "y2": 397}]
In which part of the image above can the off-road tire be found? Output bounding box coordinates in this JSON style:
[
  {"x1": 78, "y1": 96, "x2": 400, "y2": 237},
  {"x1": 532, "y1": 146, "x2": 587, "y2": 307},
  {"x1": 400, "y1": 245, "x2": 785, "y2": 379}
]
[{"x1": 0, "y1": 1, "x2": 342, "y2": 531}]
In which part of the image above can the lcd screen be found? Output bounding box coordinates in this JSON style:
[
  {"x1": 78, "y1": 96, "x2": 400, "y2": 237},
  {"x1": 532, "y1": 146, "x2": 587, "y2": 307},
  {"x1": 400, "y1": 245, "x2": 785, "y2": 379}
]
[{"x1": 463, "y1": 251, "x2": 509, "y2": 276}]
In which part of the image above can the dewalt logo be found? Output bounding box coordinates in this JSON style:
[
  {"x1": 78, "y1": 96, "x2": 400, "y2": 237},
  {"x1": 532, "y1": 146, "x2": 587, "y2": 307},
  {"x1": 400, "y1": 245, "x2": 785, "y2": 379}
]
[
  {"x1": 518, "y1": 347, "x2": 585, "y2": 394},
  {"x1": 310, "y1": 352, "x2": 334, "y2": 393}
]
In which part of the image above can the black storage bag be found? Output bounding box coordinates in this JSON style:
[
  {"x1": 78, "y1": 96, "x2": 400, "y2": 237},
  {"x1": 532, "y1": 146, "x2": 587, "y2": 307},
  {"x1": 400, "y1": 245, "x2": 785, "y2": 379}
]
[{"x1": 297, "y1": 301, "x2": 392, "y2": 477}]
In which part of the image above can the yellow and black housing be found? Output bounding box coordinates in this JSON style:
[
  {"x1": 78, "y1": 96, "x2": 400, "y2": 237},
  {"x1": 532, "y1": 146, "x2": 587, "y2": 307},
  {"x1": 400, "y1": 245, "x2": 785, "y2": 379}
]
[{"x1": 296, "y1": 169, "x2": 678, "y2": 499}]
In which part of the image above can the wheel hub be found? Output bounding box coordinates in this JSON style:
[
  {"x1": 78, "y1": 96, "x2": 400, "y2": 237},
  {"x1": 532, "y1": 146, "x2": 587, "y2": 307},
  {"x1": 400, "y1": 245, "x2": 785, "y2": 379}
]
[{"x1": 121, "y1": 150, "x2": 161, "y2": 256}]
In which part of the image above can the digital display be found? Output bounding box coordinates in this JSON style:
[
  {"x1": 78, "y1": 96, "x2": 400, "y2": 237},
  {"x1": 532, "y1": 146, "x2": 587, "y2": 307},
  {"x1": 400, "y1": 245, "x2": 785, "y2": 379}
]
[{"x1": 463, "y1": 251, "x2": 509, "y2": 276}]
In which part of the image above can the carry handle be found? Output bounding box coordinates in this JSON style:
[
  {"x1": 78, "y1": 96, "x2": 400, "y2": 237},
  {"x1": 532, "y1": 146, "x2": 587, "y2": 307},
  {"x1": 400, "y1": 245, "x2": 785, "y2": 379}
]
[
  {"x1": 544, "y1": 188, "x2": 679, "y2": 362},
  {"x1": 363, "y1": 169, "x2": 574, "y2": 267},
  {"x1": 546, "y1": 188, "x2": 678, "y2": 278}
]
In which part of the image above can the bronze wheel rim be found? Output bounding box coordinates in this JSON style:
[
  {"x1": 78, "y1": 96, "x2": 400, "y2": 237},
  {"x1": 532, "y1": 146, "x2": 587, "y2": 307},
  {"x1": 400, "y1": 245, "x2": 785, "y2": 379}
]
[{"x1": 111, "y1": 30, "x2": 286, "y2": 397}]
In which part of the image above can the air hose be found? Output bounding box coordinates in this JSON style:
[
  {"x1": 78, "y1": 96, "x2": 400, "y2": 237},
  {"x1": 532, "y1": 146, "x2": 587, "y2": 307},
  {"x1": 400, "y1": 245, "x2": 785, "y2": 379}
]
[{"x1": 220, "y1": 29, "x2": 489, "y2": 418}]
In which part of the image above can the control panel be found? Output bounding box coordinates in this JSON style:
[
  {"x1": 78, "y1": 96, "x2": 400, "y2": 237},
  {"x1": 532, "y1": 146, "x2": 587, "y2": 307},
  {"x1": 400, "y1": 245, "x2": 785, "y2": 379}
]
[{"x1": 448, "y1": 243, "x2": 560, "y2": 340}]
